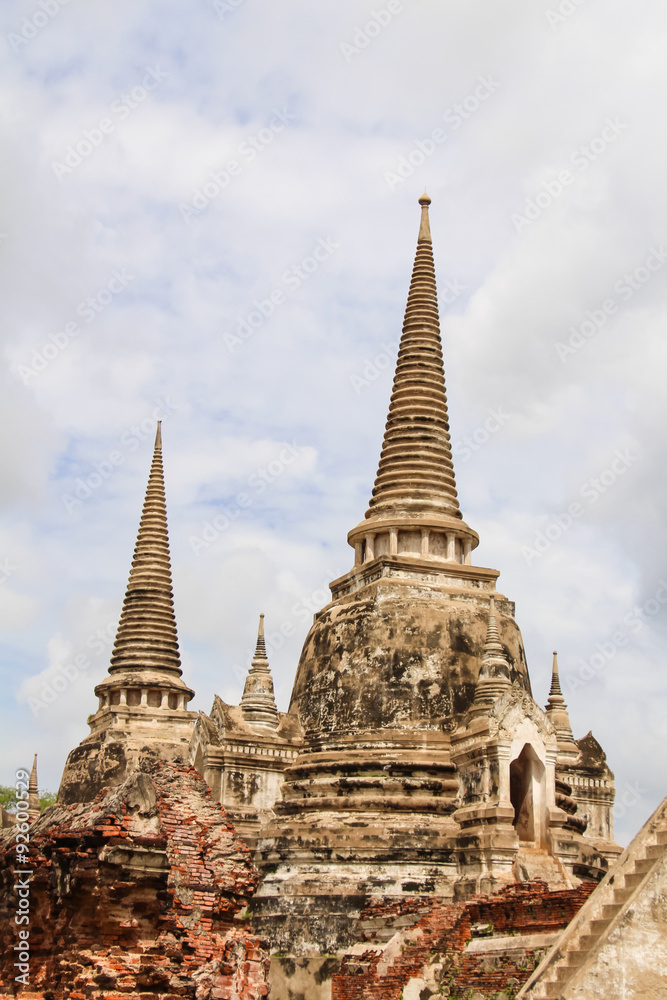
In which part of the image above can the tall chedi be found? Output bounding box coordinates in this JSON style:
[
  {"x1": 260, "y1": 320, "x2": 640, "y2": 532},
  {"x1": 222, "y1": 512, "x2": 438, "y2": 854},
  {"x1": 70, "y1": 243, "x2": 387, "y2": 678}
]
[
  {"x1": 290, "y1": 195, "x2": 531, "y2": 736},
  {"x1": 59, "y1": 424, "x2": 196, "y2": 804},
  {"x1": 253, "y1": 195, "x2": 536, "y2": 953}
]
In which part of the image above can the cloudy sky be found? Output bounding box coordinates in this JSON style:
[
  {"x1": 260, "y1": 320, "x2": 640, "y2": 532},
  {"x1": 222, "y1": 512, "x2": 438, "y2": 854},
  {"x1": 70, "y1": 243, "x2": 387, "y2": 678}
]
[{"x1": 1, "y1": 0, "x2": 666, "y2": 845}]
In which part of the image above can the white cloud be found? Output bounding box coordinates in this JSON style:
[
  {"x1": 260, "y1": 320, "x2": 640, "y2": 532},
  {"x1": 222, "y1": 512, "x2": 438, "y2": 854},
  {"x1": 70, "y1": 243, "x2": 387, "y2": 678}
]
[{"x1": 0, "y1": 1, "x2": 665, "y2": 847}]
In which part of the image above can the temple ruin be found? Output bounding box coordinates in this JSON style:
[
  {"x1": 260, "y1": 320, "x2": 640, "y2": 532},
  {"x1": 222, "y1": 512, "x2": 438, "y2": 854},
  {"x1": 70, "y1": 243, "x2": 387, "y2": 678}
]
[{"x1": 3, "y1": 195, "x2": 665, "y2": 1000}]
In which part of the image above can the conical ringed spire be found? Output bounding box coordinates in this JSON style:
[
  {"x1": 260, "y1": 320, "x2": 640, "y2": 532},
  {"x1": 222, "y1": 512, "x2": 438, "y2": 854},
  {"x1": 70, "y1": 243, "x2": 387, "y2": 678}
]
[
  {"x1": 28, "y1": 754, "x2": 40, "y2": 820},
  {"x1": 241, "y1": 614, "x2": 279, "y2": 731},
  {"x1": 470, "y1": 599, "x2": 512, "y2": 717},
  {"x1": 545, "y1": 651, "x2": 577, "y2": 755},
  {"x1": 366, "y1": 192, "x2": 461, "y2": 521},
  {"x1": 106, "y1": 422, "x2": 189, "y2": 689}
]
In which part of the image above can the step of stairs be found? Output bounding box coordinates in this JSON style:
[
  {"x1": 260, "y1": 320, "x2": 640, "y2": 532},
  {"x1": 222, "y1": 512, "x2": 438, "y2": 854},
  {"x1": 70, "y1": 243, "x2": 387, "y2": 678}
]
[
  {"x1": 517, "y1": 799, "x2": 667, "y2": 999},
  {"x1": 632, "y1": 857, "x2": 655, "y2": 874},
  {"x1": 612, "y1": 886, "x2": 634, "y2": 904}
]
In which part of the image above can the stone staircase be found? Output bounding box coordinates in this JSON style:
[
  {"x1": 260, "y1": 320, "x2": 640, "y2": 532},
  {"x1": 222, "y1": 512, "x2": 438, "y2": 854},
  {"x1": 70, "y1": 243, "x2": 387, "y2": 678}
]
[{"x1": 517, "y1": 797, "x2": 667, "y2": 999}]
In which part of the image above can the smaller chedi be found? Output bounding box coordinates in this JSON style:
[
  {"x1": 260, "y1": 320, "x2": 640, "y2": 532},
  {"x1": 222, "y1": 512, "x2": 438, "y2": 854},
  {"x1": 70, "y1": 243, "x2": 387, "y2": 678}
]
[{"x1": 191, "y1": 613, "x2": 302, "y2": 849}]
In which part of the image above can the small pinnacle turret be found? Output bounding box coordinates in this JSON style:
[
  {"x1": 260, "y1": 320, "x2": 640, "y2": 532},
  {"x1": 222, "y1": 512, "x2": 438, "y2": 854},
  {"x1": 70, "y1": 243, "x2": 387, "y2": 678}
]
[
  {"x1": 241, "y1": 614, "x2": 279, "y2": 731},
  {"x1": 28, "y1": 754, "x2": 40, "y2": 820},
  {"x1": 470, "y1": 599, "x2": 512, "y2": 717},
  {"x1": 545, "y1": 651, "x2": 577, "y2": 756}
]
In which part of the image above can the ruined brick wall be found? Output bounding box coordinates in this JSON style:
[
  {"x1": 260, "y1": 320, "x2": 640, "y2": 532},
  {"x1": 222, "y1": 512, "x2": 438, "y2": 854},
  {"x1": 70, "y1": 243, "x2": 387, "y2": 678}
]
[
  {"x1": 464, "y1": 880, "x2": 595, "y2": 936},
  {"x1": 0, "y1": 757, "x2": 269, "y2": 999},
  {"x1": 332, "y1": 881, "x2": 597, "y2": 1000}
]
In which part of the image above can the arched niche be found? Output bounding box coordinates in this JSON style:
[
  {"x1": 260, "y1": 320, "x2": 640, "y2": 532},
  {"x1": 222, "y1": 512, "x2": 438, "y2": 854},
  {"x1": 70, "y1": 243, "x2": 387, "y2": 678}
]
[{"x1": 510, "y1": 743, "x2": 546, "y2": 846}]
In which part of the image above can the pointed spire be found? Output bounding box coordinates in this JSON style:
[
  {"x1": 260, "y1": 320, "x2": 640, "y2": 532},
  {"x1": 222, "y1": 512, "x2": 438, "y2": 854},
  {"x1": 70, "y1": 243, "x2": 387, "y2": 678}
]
[
  {"x1": 254, "y1": 611, "x2": 268, "y2": 659},
  {"x1": 108, "y1": 423, "x2": 186, "y2": 684},
  {"x1": 470, "y1": 599, "x2": 512, "y2": 717},
  {"x1": 241, "y1": 614, "x2": 279, "y2": 732},
  {"x1": 366, "y1": 193, "x2": 460, "y2": 521},
  {"x1": 545, "y1": 651, "x2": 577, "y2": 755},
  {"x1": 28, "y1": 754, "x2": 40, "y2": 820},
  {"x1": 548, "y1": 650, "x2": 563, "y2": 697},
  {"x1": 418, "y1": 191, "x2": 432, "y2": 242},
  {"x1": 482, "y1": 598, "x2": 506, "y2": 661}
]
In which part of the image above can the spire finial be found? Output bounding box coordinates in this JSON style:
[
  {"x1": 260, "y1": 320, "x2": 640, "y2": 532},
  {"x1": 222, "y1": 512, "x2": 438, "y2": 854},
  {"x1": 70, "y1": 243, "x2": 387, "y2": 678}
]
[
  {"x1": 28, "y1": 754, "x2": 40, "y2": 820},
  {"x1": 470, "y1": 599, "x2": 512, "y2": 717},
  {"x1": 254, "y1": 612, "x2": 268, "y2": 660},
  {"x1": 241, "y1": 614, "x2": 279, "y2": 731},
  {"x1": 549, "y1": 651, "x2": 562, "y2": 697},
  {"x1": 545, "y1": 649, "x2": 577, "y2": 756},
  {"x1": 483, "y1": 598, "x2": 505, "y2": 657},
  {"x1": 418, "y1": 192, "x2": 432, "y2": 242}
]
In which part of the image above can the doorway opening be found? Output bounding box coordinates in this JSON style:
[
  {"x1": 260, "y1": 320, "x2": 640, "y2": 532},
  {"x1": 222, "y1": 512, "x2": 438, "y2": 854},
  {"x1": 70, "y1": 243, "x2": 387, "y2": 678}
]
[{"x1": 510, "y1": 744, "x2": 545, "y2": 845}]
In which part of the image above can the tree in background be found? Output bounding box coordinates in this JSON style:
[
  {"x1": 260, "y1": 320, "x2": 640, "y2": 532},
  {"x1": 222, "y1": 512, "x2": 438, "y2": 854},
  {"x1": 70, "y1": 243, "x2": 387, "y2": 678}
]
[{"x1": 0, "y1": 786, "x2": 57, "y2": 813}]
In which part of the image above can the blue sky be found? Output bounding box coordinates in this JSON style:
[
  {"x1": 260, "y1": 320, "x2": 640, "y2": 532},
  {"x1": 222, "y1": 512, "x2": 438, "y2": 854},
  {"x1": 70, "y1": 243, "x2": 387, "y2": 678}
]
[{"x1": 1, "y1": 0, "x2": 666, "y2": 845}]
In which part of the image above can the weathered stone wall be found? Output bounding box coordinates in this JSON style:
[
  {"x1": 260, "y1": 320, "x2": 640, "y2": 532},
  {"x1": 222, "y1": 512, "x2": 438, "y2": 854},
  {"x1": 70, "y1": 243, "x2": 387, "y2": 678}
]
[
  {"x1": 0, "y1": 758, "x2": 269, "y2": 999},
  {"x1": 290, "y1": 581, "x2": 530, "y2": 735}
]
